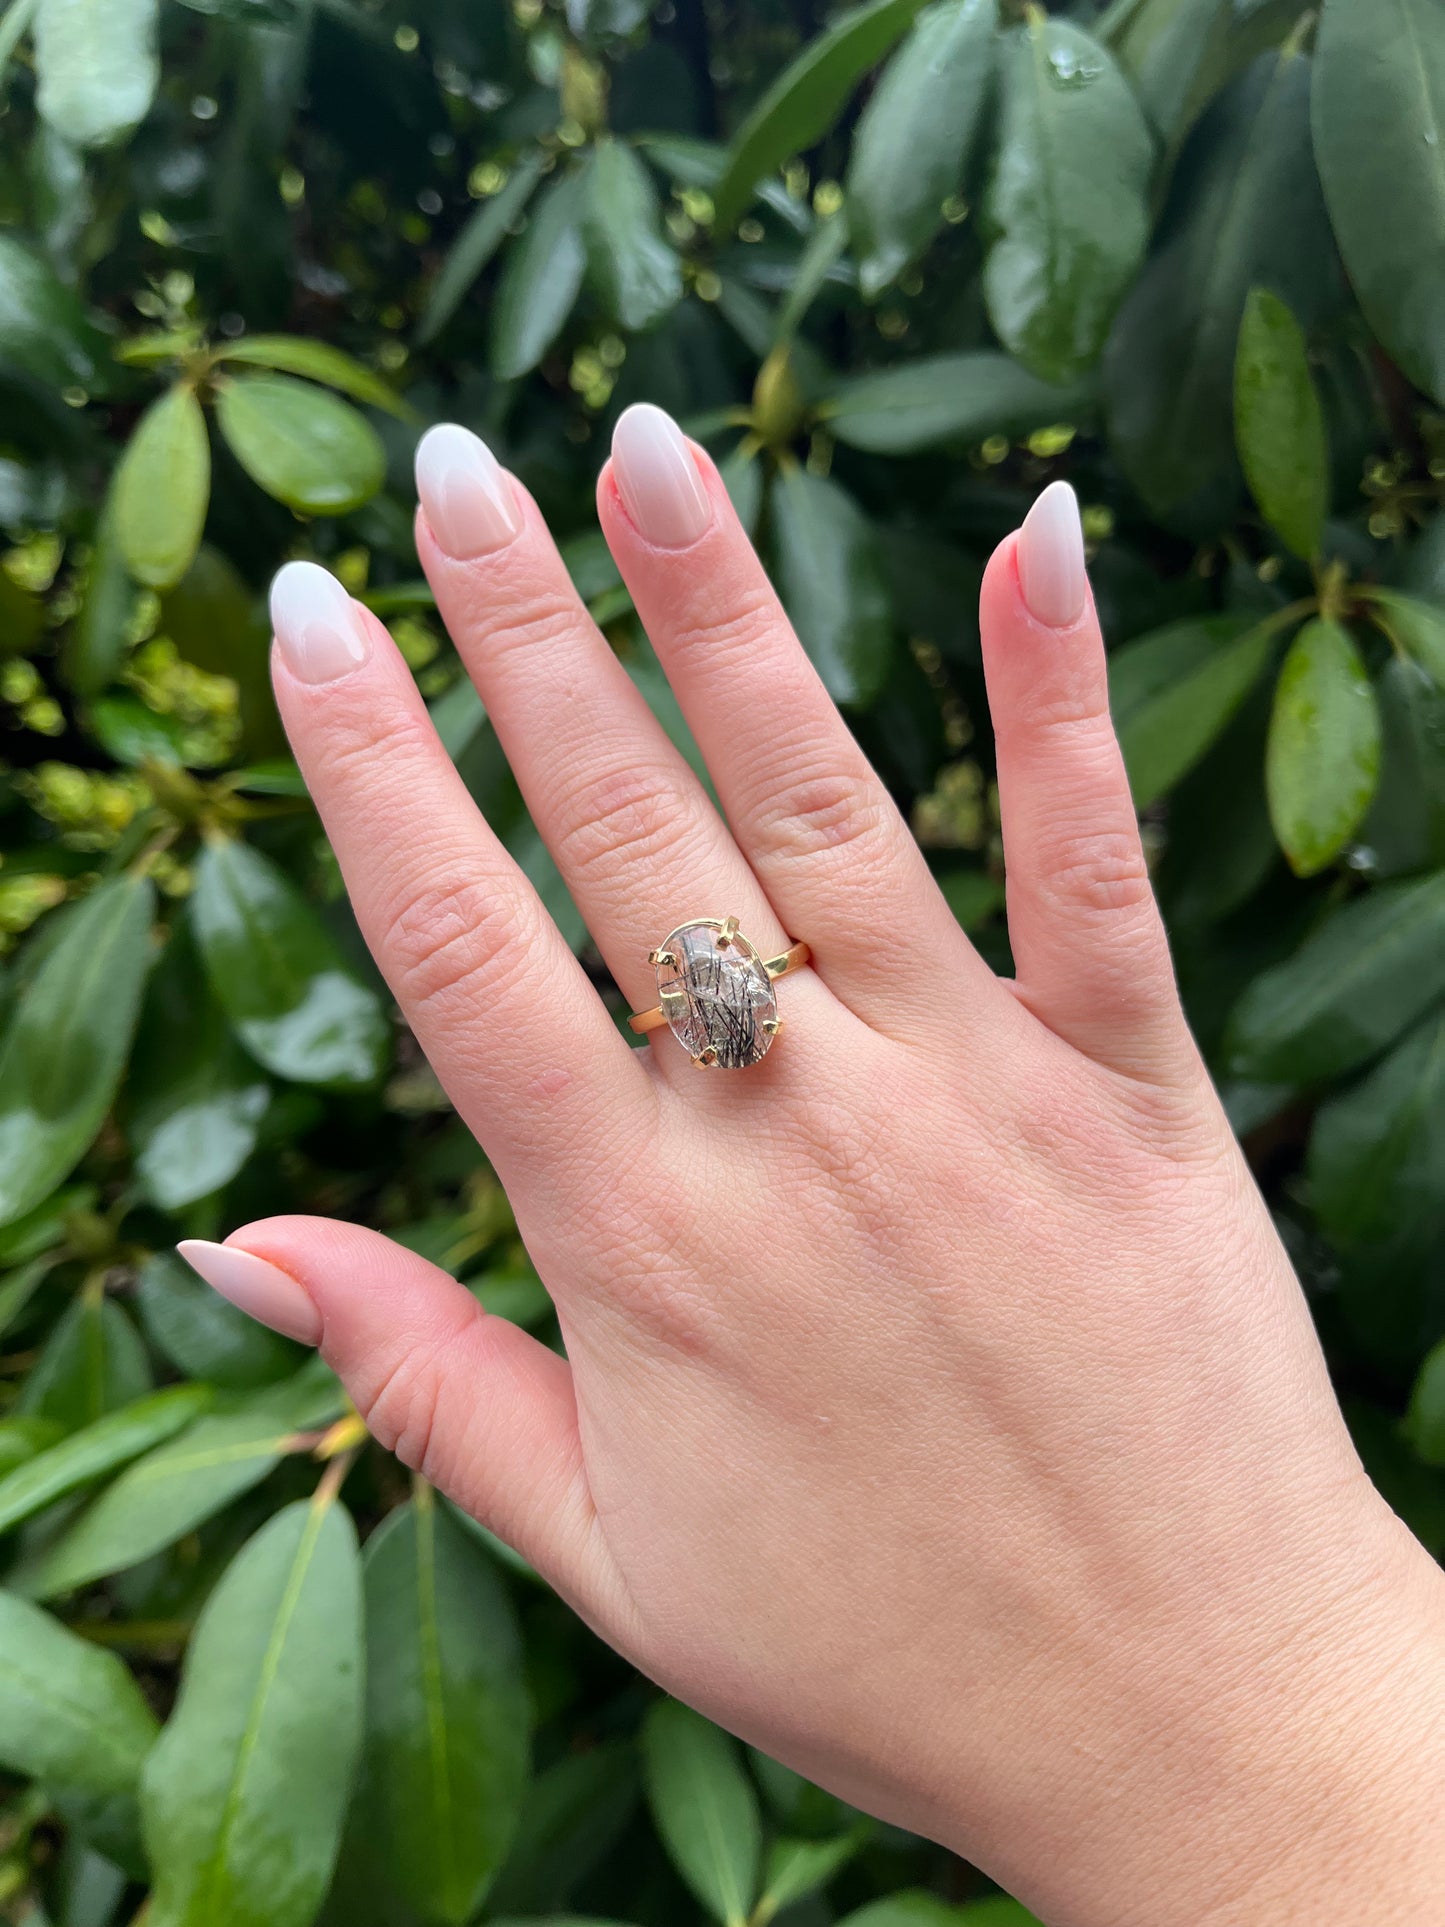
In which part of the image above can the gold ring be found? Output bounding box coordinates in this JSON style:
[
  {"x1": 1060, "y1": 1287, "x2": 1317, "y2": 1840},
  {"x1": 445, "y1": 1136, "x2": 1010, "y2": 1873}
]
[{"x1": 628, "y1": 917, "x2": 810, "y2": 1069}]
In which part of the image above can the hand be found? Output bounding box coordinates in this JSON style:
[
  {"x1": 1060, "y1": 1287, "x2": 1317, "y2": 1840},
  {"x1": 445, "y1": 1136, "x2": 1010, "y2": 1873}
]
[{"x1": 180, "y1": 407, "x2": 1445, "y2": 1926}]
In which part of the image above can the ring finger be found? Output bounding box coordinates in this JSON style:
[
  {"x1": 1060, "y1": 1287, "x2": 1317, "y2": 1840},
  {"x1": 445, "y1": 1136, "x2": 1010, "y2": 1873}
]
[{"x1": 412, "y1": 423, "x2": 837, "y2": 1077}]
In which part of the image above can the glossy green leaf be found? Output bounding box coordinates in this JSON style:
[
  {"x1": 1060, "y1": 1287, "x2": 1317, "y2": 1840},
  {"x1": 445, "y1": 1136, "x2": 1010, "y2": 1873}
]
[
  {"x1": 0, "y1": 1418, "x2": 61, "y2": 1479},
  {"x1": 34, "y1": 0, "x2": 159, "y2": 148},
  {"x1": 138, "y1": 1251, "x2": 302, "y2": 1390},
  {"x1": 582, "y1": 137, "x2": 681, "y2": 333},
  {"x1": 983, "y1": 16, "x2": 1153, "y2": 383},
  {"x1": 18, "y1": 1294, "x2": 151, "y2": 1433},
  {"x1": 824, "y1": 351, "x2": 1088, "y2": 453},
  {"x1": 1265, "y1": 617, "x2": 1381, "y2": 877},
  {"x1": 112, "y1": 384, "x2": 211, "y2": 591},
  {"x1": 1359, "y1": 587, "x2": 1445, "y2": 688},
  {"x1": 26, "y1": 1365, "x2": 343, "y2": 1597},
  {"x1": 0, "y1": 1383, "x2": 211, "y2": 1537},
  {"x1": 641, "y1": 1701, "x2": 761, "y2": 1927},
  {"x1": 66, "y1": 493, "x2": 137, "y2": 696},
  {"x1": 127, "y1": 919, "x2": 270, "y2": 1211},
  {"x1": 1109, "y1": 614, "x2": 1273, "y2": 808},
  {"x1": 1360, "y1": 654, "x2": 1445, "y2": 880},
  {"x1": 1234, "y1": 288, "x2": 1327, "y2": 559},
  {"x1": 846, "y1": 0, "x2": 997, "y2": 298},
  {"x1": 1309, "y1": 1010, "x2": 1445, "y2": 1254},
  {"x1": 712, "y1": 0, "x2": 927, "y2": 232},
  {"x1": 1102, "y1": 47, "x2": 1336, "y2": 527},
  {"x1": 0, "y1": 233, "x2": 108, "y2": 388},
  {"x1": 214, "y1": 373, "x2": 385, "y2": 515},
  {"x1": 1405, "y1": 1335, "x2": 1445, "y2": 1468},
  {"x1": 837, "y1": 1894, "x2": 964, "y2": 1927},
  {"x1": 0, "y1": 1588, "x2": 158, "y2": 1793},
  {"x1": 418, "y1": 152, "x2": 546, "y2": 346},
  {"x1": 1312, "y1": 0, "x2": 1445, "y2": 407},
  {"x1": 333, "y1": 1490, "x2": 530, "y2": 1924},
  {"x1": 491, "y1": 170, "x2": 586, "y2": 381},
  {"x1": 0, "y1": 875, "x2": 153, "y2": 1230},
  {"x1": 142, "y1": 1495, "x2": 364, "y2": 1927},
  {"x1": 1224, "y1": 868, "x2": 1445, "y2": 1082},
  {"x1": 755, "y1": 1833, "x2": 863, "y2": 1921},
  {"x1": 487, "y1": 1743, "x2": 638, "y2": 1916},
  {"x1": 191, "y1": 837, "x2": 389, "y2": 1090},
  {"x1": 1103, "y1": 0, "x2": 1230, "y2": 145},
  {"x1": 211, "y1": 336, "x2": 407, "y2": 415},
  {"x1": 771, "y1": 466, "x2": 893, "y2": 707}
]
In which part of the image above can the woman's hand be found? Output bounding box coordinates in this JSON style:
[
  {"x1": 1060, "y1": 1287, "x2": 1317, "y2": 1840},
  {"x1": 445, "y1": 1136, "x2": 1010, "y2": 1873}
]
[{"x1": 180, "y1": 407, "x2": 1445, "y2": 1926}]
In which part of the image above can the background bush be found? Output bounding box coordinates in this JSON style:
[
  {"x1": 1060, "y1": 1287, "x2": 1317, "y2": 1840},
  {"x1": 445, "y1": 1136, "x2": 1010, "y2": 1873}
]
[{"x1": 0, "y1": 0, "x2": 1442, "y2": 1921}]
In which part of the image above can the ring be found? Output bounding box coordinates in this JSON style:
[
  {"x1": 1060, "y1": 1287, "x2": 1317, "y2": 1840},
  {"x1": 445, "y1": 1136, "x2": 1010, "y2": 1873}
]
[{"x1": 628, "y1": 917, "x2": 810, "y2": 1069}]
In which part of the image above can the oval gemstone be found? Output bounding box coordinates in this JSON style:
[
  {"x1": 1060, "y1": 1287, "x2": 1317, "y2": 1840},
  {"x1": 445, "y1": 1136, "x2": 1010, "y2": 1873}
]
[{"x1": 655, "y1": 920, "x2": 777, "y2": 1068}]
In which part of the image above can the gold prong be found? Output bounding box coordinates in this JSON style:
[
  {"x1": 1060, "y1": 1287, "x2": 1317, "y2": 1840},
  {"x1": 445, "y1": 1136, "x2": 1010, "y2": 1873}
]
[
  {"x1": 648, "y1": 948, "x2": 677, "y2": 969},
  {"x1": 717, "y1": 916, "x2": 740, "y2": 948},
  {"x1": 763, "y1": 1016, "x2": 783, "y2": 1036},
  {"x1": 692, "y1": 1046, "x2": 719, "y2": 1068}
]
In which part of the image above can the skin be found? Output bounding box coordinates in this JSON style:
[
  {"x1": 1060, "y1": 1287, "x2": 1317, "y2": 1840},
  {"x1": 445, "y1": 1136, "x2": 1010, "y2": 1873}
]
[{"x1": 223, "y1": 441, "x2": 1445, "y2": 1924}]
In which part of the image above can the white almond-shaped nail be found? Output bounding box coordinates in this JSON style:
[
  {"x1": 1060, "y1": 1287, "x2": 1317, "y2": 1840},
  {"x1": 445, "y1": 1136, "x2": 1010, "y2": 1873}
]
[
  {"x1": 611, "y1": 402, "x2": 711, "y2": 549},
  {"x1": 269, "y1": 561, "x2": 371, "y2": 684},
  {"x1": 415, "y1": 422, "x2": 520, "y2": 558},
  {"x1": 1017, "y1": 480, "x2": 1087, "y2": 628},
  {"x1": 177, "y1": 1240, "x2": 322, "y2": 1344}
]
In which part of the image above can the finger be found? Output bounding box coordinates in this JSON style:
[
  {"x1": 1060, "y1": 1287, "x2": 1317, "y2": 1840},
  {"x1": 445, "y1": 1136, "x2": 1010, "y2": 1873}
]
[
  {"x1": 978, "y1": 484, "x2": 1193, "y2": 1080},
  {"x1": 267, "y1": 561, "x2": 647, "y2": 1188},
  {"x1": 177, "y1": 1225, "x2": 620, "y2": 1623},
  {"x1": 596, "y1": 404, "x2": 1000, "y2": 1039},
  {"x1": 412, "y1": 423, "x2": 835, "y2": 1073}
]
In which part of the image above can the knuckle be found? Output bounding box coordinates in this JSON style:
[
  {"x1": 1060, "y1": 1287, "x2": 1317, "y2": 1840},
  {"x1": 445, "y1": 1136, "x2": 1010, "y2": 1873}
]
[
  {"x1": 551, "y1": 761, "x2": 697, "y2": 883},
  {"x1": 319, "y1": 703, "x2": 439, "y2": 787},
  {"x1": 358, "y1": 1305, "x2": 479, "y2": 1477},
  {"x1": 380, "y1": 874, "x2": 531, "y2": 1015},
  {"x1": 749, "y1": 760, "x2": 889, "y2": 868},
  {"x1": 1040, "y1": 823, "x2": 1154, "y2": 919},
  {"x1": 666, "y1": 581, "x2": 779, "y2": 666},
  {"x1": 468, "y1": 587, "x2": 586, "y2": 665}
]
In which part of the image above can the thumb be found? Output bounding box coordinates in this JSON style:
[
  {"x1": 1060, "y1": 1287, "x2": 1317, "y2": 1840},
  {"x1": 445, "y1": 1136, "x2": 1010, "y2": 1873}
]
[{"x1": 178, "y1": 1219, "x2": 606, "y2": 1613}]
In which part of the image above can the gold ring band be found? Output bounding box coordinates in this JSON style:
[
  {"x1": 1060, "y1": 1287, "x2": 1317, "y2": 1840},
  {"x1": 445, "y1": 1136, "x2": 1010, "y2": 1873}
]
[{"x1": 627, "y1": 918, "x2": 809, "y2": 1068}]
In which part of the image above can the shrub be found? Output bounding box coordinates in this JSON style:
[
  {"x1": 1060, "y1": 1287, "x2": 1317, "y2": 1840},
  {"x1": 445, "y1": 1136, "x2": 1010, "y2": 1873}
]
[{"x1": 0, "y1": 0, "x2": 1442, "y2": 1921}]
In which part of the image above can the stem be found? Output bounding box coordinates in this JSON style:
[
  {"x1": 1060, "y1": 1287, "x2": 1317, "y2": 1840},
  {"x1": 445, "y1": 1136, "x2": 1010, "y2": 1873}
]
[
  {"x1": 73, "y1": 1618, "x2": 193, "y2": 1652},
  {"x1": 313, "y1": 1447, "x2": 357, "y2": 1508}
]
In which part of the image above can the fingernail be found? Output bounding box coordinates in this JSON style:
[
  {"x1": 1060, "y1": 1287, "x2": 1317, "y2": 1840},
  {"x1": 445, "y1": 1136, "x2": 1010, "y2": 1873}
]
[
  {"x1": 611, "y1": 402, "x2": 711, "y2": 549},
  {"x1": 269, "y1": 561, "x2": 371, "y2": 684},
  {"x1": 415, "y1": 422, "x2": 520, "y2": 558},
  {"x1": 1017, "y1": 480, "x2": 1087, "y2": 628},
  {"x1": 177, "y1": 1239, "x2": 323, "y2": 1345}
]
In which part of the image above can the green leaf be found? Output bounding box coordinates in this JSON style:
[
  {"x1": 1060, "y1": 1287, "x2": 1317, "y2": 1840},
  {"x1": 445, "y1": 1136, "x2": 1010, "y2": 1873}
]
[
  {"x1": 417, "y1": 151, "x2": 546, "y2": 346},
  {"x1": 1224, "y1": 868, "x2": 1445, "y2": 1082},
  {"x1": 126, "y1": 918, "x2": 270, "y2": 1210},
  {"x1": 824, "y1": 351, "x2": 1088, "y2": 453},
  {"x1": 1233, "y1": 288, "x2": 1327, "y2": 559},
  {"x1": 0, "y1": 1418, "x2": 61, "y2": 1480},
  {"x1": 1360, "y1": 654, "x2": 1445, "y2": 880},
  {"x1": 1109, "y1": 613, "x2": 1273, "y2": 808},
  {"x1": 1359, "y1": 587, "x2": 1445, "y2": 687},
  {"x1": 0, "y1": 1588, "x2": 158, "y2": 1794},
  {"x1": 641, "y1": 1701, "x2": 761, "y2": 1927},
  {"x1": 112, "y1": 383, "x2": 210, "y2": 594},
  {"x1": 332, "y1": 1490, "x2": 530, "y2": 1925},
  {"x1": 33, "y1": 0, "x2": 159, "y2": 148},
  {"x1": 755, "y1": 1833, "x2": 863, "y2": 1922},
  {"x1": 0, "y1": 1262, "x2": 54, "y2": 1344},
  {"x1": 0, "y1": 875, "x2": 154, "y2": 1227},
  {"x1": 142, "y1": 1495, "x2": 364, "y2": 1927},
  {"x1": 1405, "y1": 1335, "x2": 1445, "y2": 1468},
  {"x1": 487, "y1": 1744, "x2": 639, "y2": 1916},
  {"x1": 712, "y1": 0, "x2": 928, "y2": 232},
  {"x1": 1103, "y1": 0, "x2": 1231, "y2": 145},
  {"x1": 0, "y1": 1383, "x2": 211, "y2": 1538},
  {"x1": 18, "y1": 1294, "x2": 152, "y2": 1433},
  {"x1": 214, "y1": 373, "x2": 385, "y2": 515},
  {"x1": 983, "y1": 16, "x2": 1153, "y2": 383},
  {"x1": 582, "y1": 138, "x2": 681, "y2": 333},
  {"x1": 191, "y1": 838, "x2": 389, "y2": 1090},
  {"x1": 0, "y1": 232, "x2": 108, "y2": 389},
  {"x1": 490, "y1": 170, "x2": 586, "y2": 382},
  {"x1": 211, "y1": 336, "x2": 407, "y2": 416},
  {"x1": 1309, "y1": 1009, "x2": 1445, "y2": 1254},
  {"x1": 1265, "y1": 617, "x2": 1381, "y2": 877},
  {"x1": 1312, "y1": 0, "x2": 1445, "y2": 408},
  {"x1": 66, "y1": 493, "x2": 137, "y2": 697},
  {"x1": 770, "y1": 466, "x2": 893, "y2": 707},
  {"x1": 25, "y1": 1365, "x2": 344, "y2": 1597},
  {"x1": 138, "y1": 1251, "x2": 302, "y2": 1390},
  {"x1": 1102, "y1": 47, "x2": 1336, "y2": 528},
  {"x1": 846, "y1": 0, "x2": 998, "y2": 299}
]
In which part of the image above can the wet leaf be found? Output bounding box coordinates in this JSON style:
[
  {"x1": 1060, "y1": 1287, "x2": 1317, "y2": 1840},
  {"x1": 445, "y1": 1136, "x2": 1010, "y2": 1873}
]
[
  {"x1": 113, "y1": 384, "x2": 211, "y2": 591},
  {"x1": 1234, "y1": 287, "x2": 1327, "y2": 559},
  {"x1": 582, "y1": 138, "x2": 681, "y2": 333},
  {"x1": 1109, "y1": 613, "x2": 1273, "y2": 807},
  {"x1": 1265, "y1": 617, "x2": 1381, "y2": 876},
  {"x1": 1309, "y1": 1009, "x2": 1445, "y2": 1254}
]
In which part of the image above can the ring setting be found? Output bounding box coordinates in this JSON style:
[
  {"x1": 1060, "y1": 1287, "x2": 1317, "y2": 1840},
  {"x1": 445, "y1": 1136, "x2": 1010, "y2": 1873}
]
[{"x1": 627, "y1": 918, "x2": 809, "y2": 1069}]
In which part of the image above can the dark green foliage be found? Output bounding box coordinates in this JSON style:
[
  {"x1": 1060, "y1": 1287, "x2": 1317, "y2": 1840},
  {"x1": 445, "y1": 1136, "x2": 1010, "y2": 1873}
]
[{"x1": 0, "y1": 1, "x2": 1439, "y2": 1921}]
